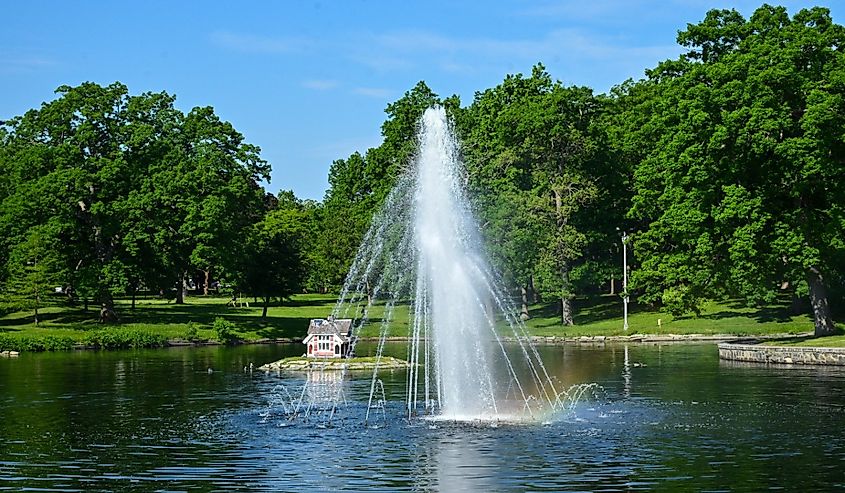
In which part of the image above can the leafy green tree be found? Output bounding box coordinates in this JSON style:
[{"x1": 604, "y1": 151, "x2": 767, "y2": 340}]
[
  {"x1": 0, "y1": 82, "x2": 139, "y2": 311},
  {"x1": 132, "y1": 105, "x2": 268, "y2": 304},
  {"x1": 237, "y1": 199, "x2": 307, "y2": 318},
  {"x1": 626, "y1": 5, "x2": 845, "y2": 335},
  {"x1": 5, "y1": 226, "x2": 64, "y2": 324},
  {"x1": 461, "y1": 66, "x2": 608, "y2": 324},
  {"x1": 0, "y1": 82, "x2": 269, "y2": 316},
  {"x1": 319, "y1": 82, "x2": 444, "y2": 291}
]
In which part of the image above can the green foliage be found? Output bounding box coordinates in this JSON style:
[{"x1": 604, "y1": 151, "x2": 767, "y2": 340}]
[
  {"x1": 212, "y1": 317, "x2": 239, "y2": 344},
  {"x1": 83, "y1": 329, "x2": 168, "y2": 349},
  {"x1": 0, "y1": 329, "x2": 170, "y2": 352},
  {"x1": 4, "y1": 225, "x2": 65, "y2": 324},
  {"x1": 458, "y1": 64, "x2": 623, "y2": 322},
  {"x1": 182, "y1": 322, "x2": 201, "y2": 342},
  {"x1": 0, "y1": 333, "x2": 76, "y2": 352},
  {"x1": 0, "y1": 82, "x2": 268, "y2": 314},
  {"x1": 622, "y1": 5, "x2": 845, "y2": 334},
  {"x1": 3, "y1": 5, "x2": 844, "y2": 335},
  {"x1": 235, "y1": 197, "x2": 308, "y2": 317}
]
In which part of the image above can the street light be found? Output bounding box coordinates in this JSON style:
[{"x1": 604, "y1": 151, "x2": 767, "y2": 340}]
[{"x1": 618, "y1": 229, "x2": 629, "y2": 332}]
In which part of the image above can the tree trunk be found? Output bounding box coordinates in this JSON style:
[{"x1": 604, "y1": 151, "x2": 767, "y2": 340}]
[
  {"x1": 789, "y1": 292, "x2": 805, "y2": 316},
  {"x1": 262, "y1": 296, "x2": 270, "y2": 319},
  {"x1": 807, "y1": 266, "x2": 835, "y2": 337},
  {"x1": 131, "y1": 287, "x2": 136, "y2": 310},
  {"x1": 203, "y1": 269, "x2": 210, "y2": 296},
  {"x1": 520, "y1": 285, "x2": 531, "y2": 321},
  {"x1": 560, "y1": 263, "x2": 573, "y2": 326},
  {"x1": 175, "y1": 274, "x2": 185, "y2": 304},
  {"x1": 609, "y1": 275, "x2": 615, "y2": 295},
  {"x1": 34, "y1": 289, "x2": 40, "y2": 325},
  {"x1": 552, "y1": 188, "x2": 574, "y2": 326},
  {"x1": 83, "y1": 297, "x2": 89, "y2": 312},
  {"x1": 560, "y1": 298, "x2": 573, "y2": 326},
  {"x1": 98, "y1": 286, "x2": 118, "y2": 323},
  {"x1": 530, "y1": 275, "x2": 539, "y2": 303}
]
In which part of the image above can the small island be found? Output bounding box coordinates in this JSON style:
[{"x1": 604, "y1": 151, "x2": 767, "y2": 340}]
[{"x1": 260, "y1": 355, "x2": 410, "y2": 372}]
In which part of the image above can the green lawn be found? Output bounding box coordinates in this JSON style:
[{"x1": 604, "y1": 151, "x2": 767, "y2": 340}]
[
  {"x1": 765, "y1": 335, "x2": 845, "y2": 347},
  {"x1": 0, "y1": 292, "x2": 817, "y2": 350},
  {"x1": 523, "y1": 295, "x2": 814, "y2": 337},
  {"x1": 0, "y1": 293, "x2": 409, "y2": 345}
]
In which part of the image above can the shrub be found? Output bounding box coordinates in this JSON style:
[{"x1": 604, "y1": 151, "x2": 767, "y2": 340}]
[
  {"x1": 83, "y1": 329, "x2": 168, "y2": 350},
  {"x1": 183, "y1": 323, "x2": 201, "y2": 342},
  {"x1": 0, "y1": 333, "x2": 76, "y2": 352},
  {"x1": 212, "y1": 317, "x2": 239, "y2": 345}
]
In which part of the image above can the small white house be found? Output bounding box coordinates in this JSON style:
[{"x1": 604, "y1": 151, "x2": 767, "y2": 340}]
[{"x1": 303, "y1": 317, "x2": 354, "y2": 358}]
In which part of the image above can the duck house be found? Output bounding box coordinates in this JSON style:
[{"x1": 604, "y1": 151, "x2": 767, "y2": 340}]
[{"x1": 303, "y1": 317, "x2": 355, "y2": 358}]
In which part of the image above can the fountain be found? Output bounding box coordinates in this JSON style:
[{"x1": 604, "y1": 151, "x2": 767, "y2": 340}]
[{"x1": 333, "y1": 106, "x2": 562, "y2": 422}]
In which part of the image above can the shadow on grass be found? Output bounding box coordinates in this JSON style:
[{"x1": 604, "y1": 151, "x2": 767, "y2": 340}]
[
  {"x1": 252, "y1": 317, "x2": 314, "y2": 339},
  {"x1": 529, "y1": 295, "x2": 641, "y2": 326},
  {"x1": 697, "y1": 307, "x2": 794, "y2": 324},
  {"x1": 0, "y1": 308, "x2": 101, "y2": 329}
]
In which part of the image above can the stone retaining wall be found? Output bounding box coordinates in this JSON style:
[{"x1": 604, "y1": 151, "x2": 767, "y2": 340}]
[{"x1": 718, "y1": 342, "x2": 845, "y2": 366}]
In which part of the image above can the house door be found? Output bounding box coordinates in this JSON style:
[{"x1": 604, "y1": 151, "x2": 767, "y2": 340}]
[{"x1": 334, "y1": 344, "x2": 340, "y2": 355}]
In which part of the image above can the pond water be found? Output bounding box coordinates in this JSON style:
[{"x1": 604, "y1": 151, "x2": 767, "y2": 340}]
[{"x1": 0, "y1": 342, "x2": 843, "y2": 491}]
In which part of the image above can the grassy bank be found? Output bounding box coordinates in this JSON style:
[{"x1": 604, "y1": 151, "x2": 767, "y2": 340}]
[
  {"x1": 765, "y1": 335, "x2": 845, "y2": 347},
  {"x1": 0, "y1": 293, "x2": 819, "y2": 352},
  {"x1": 524, "y1": 295, "x2": 813, "y2": 337}
]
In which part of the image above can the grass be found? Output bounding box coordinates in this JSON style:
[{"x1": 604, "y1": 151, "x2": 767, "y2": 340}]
[
  {"x1": 273, "y1": 356, "x2": 399, "y2": 364},
  {"x1": 523, "y1": 295, "x2": 814, "y2": 337},
  {"x1": 765, "y1": 334, "x2": 845, "y2": 348},
  {"x1": 0, "y1": 292, "x2": 821, "y2": 351}
]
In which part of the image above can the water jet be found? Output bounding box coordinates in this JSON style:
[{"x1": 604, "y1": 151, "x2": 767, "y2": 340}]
[{"x1": 333, "y1": 106, "x2": 563, "y2": 422}]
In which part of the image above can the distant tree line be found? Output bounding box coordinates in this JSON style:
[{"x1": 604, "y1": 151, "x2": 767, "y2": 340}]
[{"x1": 2, "y1": 5, "x2": 843, "y2": 336}]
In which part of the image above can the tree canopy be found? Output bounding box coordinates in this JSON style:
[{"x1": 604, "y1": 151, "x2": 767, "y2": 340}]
[
  {"x1": 622, "y1": 5, "x2": 845, "y2": 335},
  {"x1": 3, "y1": 4, "x2": 844, "y2": 335}
]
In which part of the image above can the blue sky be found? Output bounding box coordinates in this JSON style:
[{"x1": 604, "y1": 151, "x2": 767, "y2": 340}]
[{"x1": 2, "y1": 1, "x2": 838, "y2": 200}]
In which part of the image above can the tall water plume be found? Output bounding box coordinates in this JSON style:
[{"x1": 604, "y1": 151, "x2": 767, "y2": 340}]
[{"x1": 335, "y1": 106, "x2": 558, "y2": 421}]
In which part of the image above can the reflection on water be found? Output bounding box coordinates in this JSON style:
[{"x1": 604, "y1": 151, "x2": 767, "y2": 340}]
[{"x1": 0, "y1": 343, "x2": 844, "y2": 491}]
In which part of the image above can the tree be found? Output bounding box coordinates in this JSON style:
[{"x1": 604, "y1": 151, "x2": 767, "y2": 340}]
[
  {"x1": 626, "y1": 6, "x2": 845, "y2": 335},
  {"x1": 319, "y1": 82, "x2": 444, "y2": 291},
  {"x1": 237, "y1": 198, "x2": 307, "y2": 318},
  {"x1": 0, "y1": 82, "x2": 140, "y2": 312},
  {"x1": 460, "y1": 65, "x2": 606, "y2": 324},
  {"x1": 5, "y1": 226, "x2": 64, "y2": 324},
  {"x1": 0, "y1": 82, "x2": 269, "y2": 316}
]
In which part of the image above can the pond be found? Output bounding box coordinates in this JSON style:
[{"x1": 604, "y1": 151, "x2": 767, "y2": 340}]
[{"x1": 0, "y1": 342, "x2": 843, "y2": 491}]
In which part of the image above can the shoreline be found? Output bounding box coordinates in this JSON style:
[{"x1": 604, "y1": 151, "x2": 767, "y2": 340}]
[
  {"x1": 82, "y1": 332, "x2": 815, "y2": 349},
  {"x1": 259, "y1": 355, "x2": 410, "y2": 372},
  {"x1": 0, "y1": 332, "x2": 814, "y2": 354}
]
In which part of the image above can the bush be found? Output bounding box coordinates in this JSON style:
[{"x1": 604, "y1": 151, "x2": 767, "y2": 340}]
[
  {"x1": 0, "y1": 333, "x2": 76, "y2": 352},
  {"x1": 212, "y1": 317, "x2": 239, "y2": 345},
  {"x1": 182, "y1": 323, "x2": 201, "y2": 342},
  {"x1": 83, "y1": 329, "x2": 168, "y2": 350}
]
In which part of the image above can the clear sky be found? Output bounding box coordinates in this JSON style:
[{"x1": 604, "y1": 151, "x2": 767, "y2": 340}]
[{"x1": 2, "y1": 1, "x2": 838, "y2": 200}]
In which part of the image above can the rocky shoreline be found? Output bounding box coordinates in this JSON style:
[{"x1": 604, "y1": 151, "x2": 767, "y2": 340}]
[{"x1": 260, "y1": 355, "x2": 410, "y2": 372}]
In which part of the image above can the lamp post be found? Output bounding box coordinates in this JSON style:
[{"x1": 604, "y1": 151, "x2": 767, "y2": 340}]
[{"x1": 622, "y1": 231, "x2": 629, "y2": 332}]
